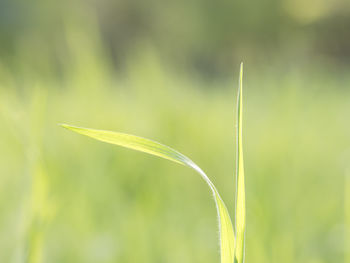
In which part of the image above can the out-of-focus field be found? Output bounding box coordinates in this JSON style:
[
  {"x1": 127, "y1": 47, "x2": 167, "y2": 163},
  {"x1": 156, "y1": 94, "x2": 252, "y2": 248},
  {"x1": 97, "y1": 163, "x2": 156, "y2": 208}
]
[{"x1": 1, "y1": 3, "x2": 350, "y2": 263}]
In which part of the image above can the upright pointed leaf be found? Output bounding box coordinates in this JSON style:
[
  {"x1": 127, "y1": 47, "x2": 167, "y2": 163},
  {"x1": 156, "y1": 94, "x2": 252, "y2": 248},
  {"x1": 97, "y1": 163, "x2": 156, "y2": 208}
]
[
  {"x1": 234, "y1": 63, "x2": 246, "y2": 263},
  {"x1": 61, "y1": 124, "x2": 236, "y2": 263}
]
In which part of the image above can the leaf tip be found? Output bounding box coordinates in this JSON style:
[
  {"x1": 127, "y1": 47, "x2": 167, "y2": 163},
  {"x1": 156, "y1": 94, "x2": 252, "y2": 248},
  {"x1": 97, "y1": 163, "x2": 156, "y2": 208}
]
[
  {"x1": 59, "y1": 123, "x2": 70, "y2": 129},
  {"x1": 59, "y1": 123, "x2": 79, "y2": 132},
  {"x1": 239, "y1": 63, "x2": 243, "y2": 85}
]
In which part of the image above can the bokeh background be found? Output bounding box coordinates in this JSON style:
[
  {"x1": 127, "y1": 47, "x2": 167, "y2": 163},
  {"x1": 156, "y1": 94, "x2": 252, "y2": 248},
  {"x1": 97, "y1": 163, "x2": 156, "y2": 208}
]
[{"x1": 0, "y1": 0, "x2": 349, "y2": 262}]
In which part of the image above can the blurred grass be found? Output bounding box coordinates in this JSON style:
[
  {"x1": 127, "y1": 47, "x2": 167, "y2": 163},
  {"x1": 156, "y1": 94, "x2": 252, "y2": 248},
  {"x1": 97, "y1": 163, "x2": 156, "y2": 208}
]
[{"x1": 0, "y1": 14, "x2": 349, "y2": 263}]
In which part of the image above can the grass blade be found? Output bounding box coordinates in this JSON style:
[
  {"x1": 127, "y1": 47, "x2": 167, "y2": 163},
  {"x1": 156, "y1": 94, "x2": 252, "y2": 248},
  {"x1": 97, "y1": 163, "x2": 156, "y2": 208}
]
[
  {"x1": 61, "y1": 124, "x2": 236, "y2": 263},
  {"x1": 234, "y1": 63, "x2": 246, "y2": 263}
]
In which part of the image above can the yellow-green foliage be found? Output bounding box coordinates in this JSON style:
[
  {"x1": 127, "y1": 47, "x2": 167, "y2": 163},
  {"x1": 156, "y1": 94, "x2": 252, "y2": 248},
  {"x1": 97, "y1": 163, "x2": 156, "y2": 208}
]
[
  {"x1": 60, "y1": 124, "x2": 237, "y2": 262},
  {"x1": 0, "y1": 19, "x2": 348, "y2": 262},
  {"x1": 234, "y1": 63, "x2": 245, "y2": 263},
  {"x1": 61, "y1": 65, "x2": 245, "y2": 263}
]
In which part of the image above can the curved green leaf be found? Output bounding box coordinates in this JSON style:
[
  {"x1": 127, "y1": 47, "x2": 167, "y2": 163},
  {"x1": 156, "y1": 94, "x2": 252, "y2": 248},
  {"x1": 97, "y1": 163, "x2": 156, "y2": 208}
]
[{"x1": 61, "y1": 124, "x2": 236, "y2": 263}]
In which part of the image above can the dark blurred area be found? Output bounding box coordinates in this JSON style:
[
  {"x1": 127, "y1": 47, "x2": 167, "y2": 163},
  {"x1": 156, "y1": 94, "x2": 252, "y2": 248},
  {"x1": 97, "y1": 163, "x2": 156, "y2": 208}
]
[{"x1": 1, "y1": 0, "x2": 350, "y2": 77}]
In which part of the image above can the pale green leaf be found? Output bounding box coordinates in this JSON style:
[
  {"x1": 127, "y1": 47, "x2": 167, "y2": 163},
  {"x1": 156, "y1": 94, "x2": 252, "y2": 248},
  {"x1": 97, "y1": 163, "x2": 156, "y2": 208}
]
[
  {"x1": 61, "y1": 124, "x2": 236, "y2": 263},
  {"x1": 234, "y1": 63, "x2": 246, "y2": 263}
]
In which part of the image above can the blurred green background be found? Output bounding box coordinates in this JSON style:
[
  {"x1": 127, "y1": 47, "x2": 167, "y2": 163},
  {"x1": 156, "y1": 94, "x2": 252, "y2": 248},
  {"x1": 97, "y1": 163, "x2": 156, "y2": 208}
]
[{"x1": 0, "y1": 0, "x2": 349, "y2": 262}]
